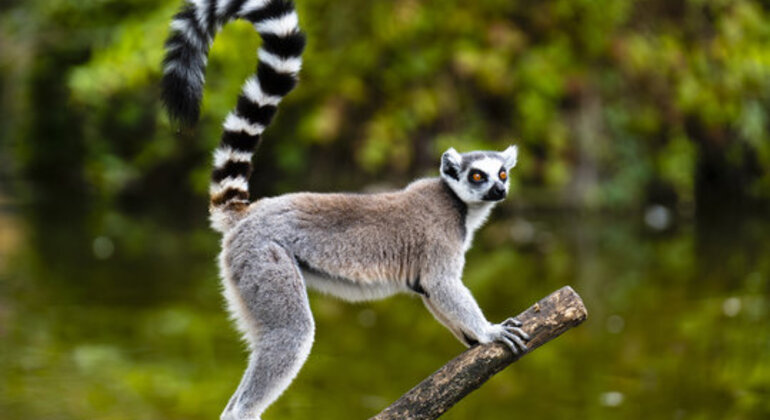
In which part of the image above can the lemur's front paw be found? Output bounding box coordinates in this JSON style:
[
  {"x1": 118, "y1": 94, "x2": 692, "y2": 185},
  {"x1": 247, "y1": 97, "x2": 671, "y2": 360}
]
[{"x1": 488, "y1": 317, "x2": 529, "y2": 355}]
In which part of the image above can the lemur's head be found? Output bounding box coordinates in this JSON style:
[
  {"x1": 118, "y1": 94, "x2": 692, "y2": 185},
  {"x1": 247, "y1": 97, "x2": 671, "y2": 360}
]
[{"x1": 440, "y1": 146, "x2": 518, "y2": 204}]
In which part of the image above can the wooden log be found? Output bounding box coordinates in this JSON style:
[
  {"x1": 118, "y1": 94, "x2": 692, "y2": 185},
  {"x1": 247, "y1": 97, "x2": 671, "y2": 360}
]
[{"x1": 370, "y1": 286, "x2": 587, "y2": 420}]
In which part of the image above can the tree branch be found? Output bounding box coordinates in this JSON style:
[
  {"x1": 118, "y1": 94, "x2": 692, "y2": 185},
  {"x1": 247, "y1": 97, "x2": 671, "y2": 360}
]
[{"x1": 370, "y1": 286, "x2": 587, "y2": 420}]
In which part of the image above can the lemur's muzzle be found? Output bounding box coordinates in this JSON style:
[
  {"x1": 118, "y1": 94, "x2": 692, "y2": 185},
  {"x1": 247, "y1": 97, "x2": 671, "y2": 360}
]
[{"x1": 483, "y1": 184, "x2": 506, "y2": 201}]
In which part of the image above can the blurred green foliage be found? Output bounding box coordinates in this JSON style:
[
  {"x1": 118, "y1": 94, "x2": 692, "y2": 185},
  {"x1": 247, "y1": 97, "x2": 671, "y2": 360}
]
[{"x1": 2, "y1": 0, "x2": 769, "y2": 214}]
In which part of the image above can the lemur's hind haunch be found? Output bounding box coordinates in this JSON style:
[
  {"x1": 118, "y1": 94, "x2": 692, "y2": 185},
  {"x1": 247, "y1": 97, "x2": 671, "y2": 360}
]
[{"x1": 162, "y1": 1, "x2": 529, "y2": 418}]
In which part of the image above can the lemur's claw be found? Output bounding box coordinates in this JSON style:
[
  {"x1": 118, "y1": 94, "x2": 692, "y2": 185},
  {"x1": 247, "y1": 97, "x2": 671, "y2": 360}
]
[
  {"x1": 503, "y1": 317, "x2": 522, "y2": 328},
  {"x1": 502, "y1": 317, "x2": 530, "y2": 341},
  {"x1": 505, "y1": 326, "x2": 530, "y2": 341},
  {"x1": 503, "y1": 330, "x2": 528, "y2": 353},
  {"x1": 487, "y1": 319, "x2": 530, "y2": 355},
  {"x1": 499, "y1": 337, "x2": 522, "y2": 355}
]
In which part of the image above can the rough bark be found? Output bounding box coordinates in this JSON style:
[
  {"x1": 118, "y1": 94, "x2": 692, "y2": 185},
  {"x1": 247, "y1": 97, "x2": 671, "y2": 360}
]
[{"x1": 370, "y1": 286, "x2": 587, "y2": 420}]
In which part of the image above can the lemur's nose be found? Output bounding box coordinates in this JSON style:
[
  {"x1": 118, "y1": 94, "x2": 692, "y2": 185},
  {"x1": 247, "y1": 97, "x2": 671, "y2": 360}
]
[{"x1": 484, "y1": 184, "x2": 506, "y2": 201}]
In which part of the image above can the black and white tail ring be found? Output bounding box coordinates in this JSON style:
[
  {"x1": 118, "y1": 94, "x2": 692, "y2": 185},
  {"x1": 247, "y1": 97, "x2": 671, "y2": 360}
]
[{"x1": 161, "y1": 0, "x2": 305, "y2": 223}]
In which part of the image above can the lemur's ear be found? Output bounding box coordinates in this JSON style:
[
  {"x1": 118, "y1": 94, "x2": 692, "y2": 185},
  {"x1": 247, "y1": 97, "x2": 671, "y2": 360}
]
[
  {"x1": 501, "y1": 145, "x2": 518, "y2": 170},
  {"x1": 441, "y1": 147, "x2": 462, "y2": 180}
]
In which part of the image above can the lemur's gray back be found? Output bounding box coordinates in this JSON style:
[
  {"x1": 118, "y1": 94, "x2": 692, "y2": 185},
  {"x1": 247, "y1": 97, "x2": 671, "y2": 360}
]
[{"x1": 161, "y1": 0, "x2": 305, "y2": 233}]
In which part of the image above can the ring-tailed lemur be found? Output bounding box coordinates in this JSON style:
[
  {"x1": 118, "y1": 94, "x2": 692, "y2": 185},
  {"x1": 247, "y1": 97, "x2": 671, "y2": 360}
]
[{"x1": 162, "y1": 1, "x2": 529, "y2": 418}]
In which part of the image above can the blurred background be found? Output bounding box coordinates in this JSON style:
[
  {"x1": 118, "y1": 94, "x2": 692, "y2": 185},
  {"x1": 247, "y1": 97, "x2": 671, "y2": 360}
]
[{"x1": 1, "y1": 0, "x2": 769, "y2": 418}]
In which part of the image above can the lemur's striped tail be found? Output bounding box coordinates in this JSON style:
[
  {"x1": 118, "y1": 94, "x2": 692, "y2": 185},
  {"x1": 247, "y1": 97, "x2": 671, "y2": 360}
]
[{"x1": 161, "y1": 0, "x2": 305, "y2": 232}]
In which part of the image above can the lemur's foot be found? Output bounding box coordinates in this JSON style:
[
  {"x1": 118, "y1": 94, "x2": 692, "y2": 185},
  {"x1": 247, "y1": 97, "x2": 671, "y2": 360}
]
[{"x1": 492, "y1": 317, "x2": 529, "y2": 355}]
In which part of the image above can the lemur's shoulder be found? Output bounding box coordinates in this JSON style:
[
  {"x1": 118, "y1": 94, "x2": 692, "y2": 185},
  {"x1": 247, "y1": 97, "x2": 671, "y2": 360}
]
[{"x1": 407, "y1": 178, "x2": 468, "y2": 242}]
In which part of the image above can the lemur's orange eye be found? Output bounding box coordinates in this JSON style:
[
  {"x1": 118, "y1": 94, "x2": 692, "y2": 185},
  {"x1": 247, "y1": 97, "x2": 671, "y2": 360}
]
[
  {"x1": 472, "y1": 173, "x2": 483, "y2": 182},
  {"x1": 499, "y1": 171, "x2": 507, "y2": 180}
]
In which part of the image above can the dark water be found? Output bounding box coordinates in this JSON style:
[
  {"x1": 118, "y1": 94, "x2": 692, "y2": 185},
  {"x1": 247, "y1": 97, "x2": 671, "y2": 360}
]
[{"x1": 1, "y1": 204, "x2": 769, "y2": 419}]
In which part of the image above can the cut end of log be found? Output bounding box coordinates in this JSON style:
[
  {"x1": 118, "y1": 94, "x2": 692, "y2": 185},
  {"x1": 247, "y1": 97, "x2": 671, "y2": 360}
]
[
  {"x1": 517, "y1": 286, "x2": 587, "y2": 352},
  {"x1": 561, "y1": 285, "x2": 589, "y2": 320}
]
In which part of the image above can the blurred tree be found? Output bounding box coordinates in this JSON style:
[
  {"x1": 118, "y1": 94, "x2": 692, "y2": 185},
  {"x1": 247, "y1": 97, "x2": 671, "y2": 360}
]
[{"x1": 1, "y1": 0, "x2": 768, "y2": 220}]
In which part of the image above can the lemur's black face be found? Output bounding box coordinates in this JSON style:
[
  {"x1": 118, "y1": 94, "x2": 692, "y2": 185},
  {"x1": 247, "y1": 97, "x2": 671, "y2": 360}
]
[
  {"x1": 467, "y1": 166, "x2": 508, "y2": 202},
  {"x1": 440, "y1": 146, "x2": 518, "y2": 204}
]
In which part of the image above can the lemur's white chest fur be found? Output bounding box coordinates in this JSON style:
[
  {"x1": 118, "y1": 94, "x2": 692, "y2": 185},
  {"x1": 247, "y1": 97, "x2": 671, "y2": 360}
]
[{"x1": 464, "y1": 202, "x2": 495, "y2": 250}]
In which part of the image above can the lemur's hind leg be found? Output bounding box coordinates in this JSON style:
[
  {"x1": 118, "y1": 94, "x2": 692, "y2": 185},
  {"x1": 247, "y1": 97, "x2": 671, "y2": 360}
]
[{"x1": 220, "y1": 240, "x2": 315, "y2": 420}]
